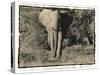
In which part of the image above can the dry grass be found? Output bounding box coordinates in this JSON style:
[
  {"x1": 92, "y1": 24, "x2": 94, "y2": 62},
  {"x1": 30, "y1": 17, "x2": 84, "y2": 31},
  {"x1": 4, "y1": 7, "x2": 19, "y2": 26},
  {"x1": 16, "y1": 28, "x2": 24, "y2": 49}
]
[{"x1": 18, "y1": 45, "x2": 95, "y2": 67}]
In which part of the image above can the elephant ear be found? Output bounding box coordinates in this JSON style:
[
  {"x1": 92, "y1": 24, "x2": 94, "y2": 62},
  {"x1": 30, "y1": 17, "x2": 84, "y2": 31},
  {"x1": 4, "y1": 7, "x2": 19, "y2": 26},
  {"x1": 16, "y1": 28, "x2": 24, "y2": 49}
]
[
  {"x1": 59, "y1": 12, "x2": 73, "y2": 32},
  {"x1": 39, "y1": 9, "x2": 52, "y2": 27}
]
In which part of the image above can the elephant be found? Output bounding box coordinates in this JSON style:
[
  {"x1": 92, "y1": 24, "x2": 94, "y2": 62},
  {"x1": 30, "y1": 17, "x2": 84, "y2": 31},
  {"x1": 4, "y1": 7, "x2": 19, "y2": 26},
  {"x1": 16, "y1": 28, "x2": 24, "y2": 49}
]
[{"x1": 39, "y1": 8, "x2": 73, "y2": 60}]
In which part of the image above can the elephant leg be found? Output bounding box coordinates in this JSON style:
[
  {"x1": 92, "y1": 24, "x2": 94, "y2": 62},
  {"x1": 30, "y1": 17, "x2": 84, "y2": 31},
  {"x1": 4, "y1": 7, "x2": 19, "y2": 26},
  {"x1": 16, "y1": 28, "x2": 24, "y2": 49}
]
[
  {"x1": 56, "y1": 31, "x2": 62, "y2": 58},
  {"x1": 53, "y1": 30, "x2": 58, "y2": 57},
  {"x1": 48, "y1": 31, "x2": 50, "y2": 46},
  {"x1": 49, "y1": 30, "x2": 56, "y2": 58}
]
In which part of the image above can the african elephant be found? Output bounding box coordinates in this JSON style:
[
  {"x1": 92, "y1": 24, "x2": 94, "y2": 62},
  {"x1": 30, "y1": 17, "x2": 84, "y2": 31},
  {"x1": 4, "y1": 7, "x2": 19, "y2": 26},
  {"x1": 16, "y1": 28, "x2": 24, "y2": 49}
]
[{"x1": 39, "y1": 8, "x2": 73, "y2": 59}]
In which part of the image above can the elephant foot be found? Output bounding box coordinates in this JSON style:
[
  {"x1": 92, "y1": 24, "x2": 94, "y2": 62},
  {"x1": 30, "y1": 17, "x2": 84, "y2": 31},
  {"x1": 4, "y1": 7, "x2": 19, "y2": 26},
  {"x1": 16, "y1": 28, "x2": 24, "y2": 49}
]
[
  {"x1": 48, "y1": 57, "x2": 57, "y2": 61},
  {"x1": 48, "y1": 56, "x2": 61, "y2": 61},
  {"x1": 51, "y1": 51, "x2": 56, "y2": 58},
  {"x1": 56, "y1": 55, "x2": 61, "y2": 59},
  {"x1": 48, "y1": 52, "x2": 57, "y2": 61},
  {"x1": 56, "y1": 52, "x2": 61, "y2": 59}
]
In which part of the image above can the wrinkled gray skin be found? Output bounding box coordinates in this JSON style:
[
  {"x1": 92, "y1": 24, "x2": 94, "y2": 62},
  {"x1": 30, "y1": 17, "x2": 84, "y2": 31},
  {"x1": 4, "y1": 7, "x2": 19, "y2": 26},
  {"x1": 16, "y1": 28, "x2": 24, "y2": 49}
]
[{"x1": 39, "y1": 9, "x2": 63, "y2": 59}]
